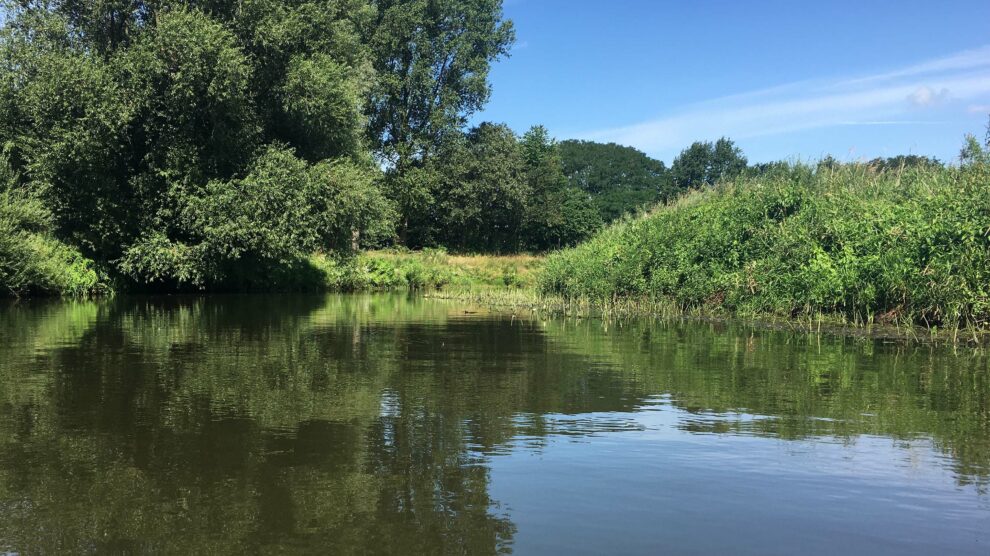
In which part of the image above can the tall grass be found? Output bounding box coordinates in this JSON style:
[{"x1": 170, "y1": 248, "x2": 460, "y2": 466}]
[
  {"x1": 307, "y1": 248, "x2": 543, "y2": 291},
  {"x1": 539, "y1": 161, "x2": 990, "y2": 331},
  {"x1": 0, "y1": 158, "x2": 105, "y2": 297}
]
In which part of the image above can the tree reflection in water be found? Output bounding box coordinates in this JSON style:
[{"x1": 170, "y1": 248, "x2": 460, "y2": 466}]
[{"x1": 0, "y1": 294, "x2": 986, "y2": 553}]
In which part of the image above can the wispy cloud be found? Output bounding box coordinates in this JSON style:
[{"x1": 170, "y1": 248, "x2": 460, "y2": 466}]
[
  {"x1": 835, "y1": 120, "x2": 952, "y2": 126},
  {"x1": 577, "y1": 45, "x2": 990, "y2": 156},
  {"x1": 907, "y1": 86, "x2": 950, "y2": 107}
]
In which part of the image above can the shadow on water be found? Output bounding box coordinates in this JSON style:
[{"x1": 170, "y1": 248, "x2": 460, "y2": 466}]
[{"x1": 0, "y1": 294, "x2": 987, "y2": 553}]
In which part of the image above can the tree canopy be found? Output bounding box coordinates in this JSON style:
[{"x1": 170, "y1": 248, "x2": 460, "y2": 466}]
[
  {"x1": 368, "y1": 0, "x2": 515, "y2": 168},
  {"x1": 559, "y1": 140, "x2": 674, "y2": 222},
  {"x1": 390, "y1": 124, "x2": 600, "y2": 253},
  {"x1": 0, "y1": 0, "x2": 516, "y2": 291},
  {"x1": 671, "y1": 137, "x2": 748, "y2": 189}
]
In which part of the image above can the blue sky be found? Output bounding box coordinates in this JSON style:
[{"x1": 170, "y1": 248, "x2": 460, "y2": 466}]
[{"x1": 474, "y1": 0, "x2": 990, "y2": 164}]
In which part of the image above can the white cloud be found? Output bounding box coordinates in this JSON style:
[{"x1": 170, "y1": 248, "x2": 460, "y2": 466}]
[
  {"x1": 576, "y1": 46, "x2": 990, "y2": 156},
  {"x1": 908, "y1": 86, "x2": 950, "y2": 107}
]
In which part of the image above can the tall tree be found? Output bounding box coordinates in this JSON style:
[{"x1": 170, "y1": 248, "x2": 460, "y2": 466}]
[
  {"x1": 384, "y1": 164, "x2": 443, "y2": 247},
  {"x1": 433, "y1": 122, "x2": 526, "y2": 252},
  {"x1": 367, "y1": 0, "x2": 514, "y2": 168},
  {"x1": 559, "y1": 140, "x2": 672, "y2": 222},
  {"x1": 710, "y1": 137, "x2": 748, "y2": 182},
  {"x1": 521, "y1": 127, "x2": 600, "y2": 249},
  {"x1": 671, "y1": 137, "x2": 747, "y2": 189}
]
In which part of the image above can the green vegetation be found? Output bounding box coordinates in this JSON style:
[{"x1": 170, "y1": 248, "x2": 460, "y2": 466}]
[
  {"x1": 391, "y1": 123, "x2": 600, "y2": 251},
  {"x1": 107, "y1": 248, "x2": 543, "y2": 293},
  {"x1": 541, "y1": 150, "x2": 990, "y2": 331},
  {"x1": 1, "y1": 0, "x2": 985, "y2": 332},
  {"x1": 670, "y1": 137, "x2": 748, "y2": 189},
  {"x1": 0, "y1": 147, "x2": 103, "y2": 296},
  {"x1": 1, "y1": 0, "x2": 411, "y2": 293},
  {"x1": 311, "y1": 249, "x2": 542, "y2": 291},
  {"x1": 0, "y1": 0, "x2": 524, "y2": 294},
  {"x1": 559, "y1": 140, "x2": 675, "y2": 222},
  {"x1": 0, "y1": 0, "x2": 615, "y2": 295}
]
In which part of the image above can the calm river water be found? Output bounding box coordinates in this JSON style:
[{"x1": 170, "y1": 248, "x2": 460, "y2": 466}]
[{"x1": 0, "y1": 294, "x2": 987, "y2": 554}]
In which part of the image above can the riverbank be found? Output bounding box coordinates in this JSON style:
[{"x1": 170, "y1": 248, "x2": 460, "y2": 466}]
[
  {"x1": 6, "y1": 160, "x2": 990, "y2": 344},
  {"x1": 0, "y1": 249, "x2": 544, "y2": 297},
  {"x1": 423, "y1": 288, "x2": 990, "y2": 346},
  {"x1": 539, "y1": 162, "x2": 990, "y2": 334},
  {"x1": 307, "y1": 249, "x2": 543, "y2": 291}
]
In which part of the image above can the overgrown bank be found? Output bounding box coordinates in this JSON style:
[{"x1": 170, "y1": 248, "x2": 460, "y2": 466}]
[
  {"x1": 539, "y1": 160, "x2": 990, "y2": 331},
  {"x1": 0, "y1": 154, "x2": 105, "y2": 297}
]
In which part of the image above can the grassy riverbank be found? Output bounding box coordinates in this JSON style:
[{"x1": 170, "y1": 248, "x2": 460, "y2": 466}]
[
  {"x1": 7, "y1": 156, "x2": 990, "y2": 346},
  {"x1": 539, "y1": 161, "x2": 990, "y2": 332},
  {"x1": 310, "y1": 249, "x2": 543, "y2": 291},
  {"x1": 0, "y1": 246, "x2": 543, "y2": 297},
  {"x1": 0, "y1": 188, "x2": 106, "y2": 297}
]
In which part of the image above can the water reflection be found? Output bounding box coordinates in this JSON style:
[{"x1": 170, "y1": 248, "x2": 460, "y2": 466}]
[{"x1": 0, "y1": 294, "x2": 987, "y2": 554}]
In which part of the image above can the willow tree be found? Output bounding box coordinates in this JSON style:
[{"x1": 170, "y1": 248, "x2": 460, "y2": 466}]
[{"x1": 0, "y1": 0, "x2": 392, "y2": 289}]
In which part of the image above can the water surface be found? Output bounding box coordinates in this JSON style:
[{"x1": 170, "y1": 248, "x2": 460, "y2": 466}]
[{"x1": 0, "y1": 294, "x2": 987, "y2": 554}]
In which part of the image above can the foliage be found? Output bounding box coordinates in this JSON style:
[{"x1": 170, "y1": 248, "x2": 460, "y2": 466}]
[
  {"x1": 309, "y1": 248, "x2": 543, "y2": 291},
  {"x1": 520, "y1": 127, "x2": 601, "y2": 250},
  {"x1": 670, "y1": 137, "x2": 747, "y2": 189},
  {"x1": 367, "y1": 0, "x2": 515, "y2": 167},
  {"x1": 385, "y1": 165, "x2": 442, "y2": 247},
  {"x1": 0, "y1": 146, "x2": 103, "y2": 296},
  {"x1": 541, "y1": 159, "x2": 990, "y2": 329},
  {"x1": 118, "y1": 146, "x2": 393, "y2": 288},
  {"x1": 959, "y1": 117, "x2": 990, "y2": 166},
  {"x1": 2, "y1": 0, "x2": 984, "y2": 303},
  {"x1": 866, "y1": 154, "x2": 943, "y2": 172},
  {"x1": 0, "y1": 1, "x2": 396, "y2": 291},
  {"x1": 433, "y1": 122, "x2": 528, "y2": 252},
  {"x1": 559, "y1": 139, "x2": 673, "y2": 222},
  {"x1": 392, "y1": 124, "x2": 601, "y2": 253},
  {"x1": 547, "y1": 186, "x2": 605, "y2": 249},
  {"x1": 279, "y1": 53, "x2": 368, "y2": 161}
]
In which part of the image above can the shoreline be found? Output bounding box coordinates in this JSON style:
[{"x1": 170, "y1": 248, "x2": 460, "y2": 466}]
[{"x1": 424, "y1": 286, "x2": 990, "y2": 347}]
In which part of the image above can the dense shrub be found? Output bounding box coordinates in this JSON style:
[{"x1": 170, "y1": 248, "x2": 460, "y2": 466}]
[
  {"x1": 0, "y1": 149, "x2": 103, "y2": 296},
  {"x1": 540, "y1": 161, "x2": 990, "y2": 327},
  {"x1": 0, "y1": 3, "x2": 398, "y2": 293},
  {"x1": 118, "y1": 146, "x2": 393, "y2": 288}
]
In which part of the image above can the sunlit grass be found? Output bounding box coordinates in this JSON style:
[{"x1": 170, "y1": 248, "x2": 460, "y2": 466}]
[{"x1": 307, "y1": 248, "x2": 545, "y2": 291}]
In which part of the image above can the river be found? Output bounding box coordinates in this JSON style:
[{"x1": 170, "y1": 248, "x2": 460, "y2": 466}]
[{"x1": 0, "y1": 294, "x2": 987, "y2": 554}]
